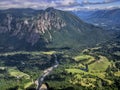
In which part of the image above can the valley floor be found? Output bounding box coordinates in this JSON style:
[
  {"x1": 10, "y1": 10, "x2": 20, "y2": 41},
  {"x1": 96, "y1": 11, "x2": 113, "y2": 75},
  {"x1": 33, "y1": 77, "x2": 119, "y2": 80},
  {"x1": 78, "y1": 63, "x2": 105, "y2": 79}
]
[{"x1": 0, "y1": 46, "x2": 120, "y2": 90}]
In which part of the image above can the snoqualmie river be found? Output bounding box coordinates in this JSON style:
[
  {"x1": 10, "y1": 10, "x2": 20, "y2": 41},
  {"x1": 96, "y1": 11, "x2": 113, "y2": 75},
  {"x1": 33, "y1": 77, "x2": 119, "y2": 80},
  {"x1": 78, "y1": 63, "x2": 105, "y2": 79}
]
[{"x1": 36, "y1": 54, "x2": 59, "y2": 90}]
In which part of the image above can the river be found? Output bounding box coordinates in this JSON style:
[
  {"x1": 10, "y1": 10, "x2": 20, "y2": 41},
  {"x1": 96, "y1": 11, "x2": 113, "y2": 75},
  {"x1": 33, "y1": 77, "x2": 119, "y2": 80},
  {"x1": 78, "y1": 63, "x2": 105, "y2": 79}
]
[{"x1": 36, "y1": 54, "x2": 59, "y2": 90}]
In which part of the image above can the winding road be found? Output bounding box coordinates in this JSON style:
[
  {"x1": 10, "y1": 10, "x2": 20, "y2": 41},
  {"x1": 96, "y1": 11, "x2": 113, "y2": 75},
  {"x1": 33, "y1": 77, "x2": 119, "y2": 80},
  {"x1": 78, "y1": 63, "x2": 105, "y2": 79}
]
[{"x1": 36, "y1": 54, "x2": 59, "y2": 90}]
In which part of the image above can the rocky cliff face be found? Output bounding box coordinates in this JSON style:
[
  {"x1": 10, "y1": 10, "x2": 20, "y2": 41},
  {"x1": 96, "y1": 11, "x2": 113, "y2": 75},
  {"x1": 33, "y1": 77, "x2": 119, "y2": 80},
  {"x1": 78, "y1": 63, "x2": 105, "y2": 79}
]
[
  {"x1": 0, "y1": 8, "x2": 66, "y2": 46},
  {"x1": 0, "y1": 8, "x2": 110, "y2": 52}
]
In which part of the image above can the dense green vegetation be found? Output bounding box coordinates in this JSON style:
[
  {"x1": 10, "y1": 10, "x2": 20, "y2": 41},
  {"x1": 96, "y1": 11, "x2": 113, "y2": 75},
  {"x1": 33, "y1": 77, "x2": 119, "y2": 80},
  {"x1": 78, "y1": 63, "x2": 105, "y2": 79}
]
[
  {"x1": 0, "y1": 47, "x2": 120, "y2": 90},
  {"x1": 44, "y1": 37, "x2": 120, "y2": 90},
  {"x1": 44, "y1": 53, "x2": 120, "y2": 90},
  {"x1": 0, "y1": 36, "x2": 120, "y2": 90},
  {"x1": 0, "y1": 45, "x2": 120, "y2": 90}
]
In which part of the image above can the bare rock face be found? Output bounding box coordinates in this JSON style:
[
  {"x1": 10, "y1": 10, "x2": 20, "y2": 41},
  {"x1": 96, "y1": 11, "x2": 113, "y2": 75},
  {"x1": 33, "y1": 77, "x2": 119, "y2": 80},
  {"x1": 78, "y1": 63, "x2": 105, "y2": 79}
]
[
  {"x1": 7, "y1": 14, "x2": 12, "y2": 31},
  {"x1": 36, "y1": 11, "x2": 66, "y2": 32},
  {"x1": 0, "y1": 8, "x2": 66, "y2": 46},
  {"x1": 0, "y1": 14, "x2": 12, "y2": 33}
]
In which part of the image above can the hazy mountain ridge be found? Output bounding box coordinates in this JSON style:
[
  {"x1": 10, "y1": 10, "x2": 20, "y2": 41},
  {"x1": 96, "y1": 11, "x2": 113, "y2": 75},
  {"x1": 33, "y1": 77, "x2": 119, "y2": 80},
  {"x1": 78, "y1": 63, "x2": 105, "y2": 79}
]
[{"x1": 74, "y1": 8, "x2": 120, "y2": 30}]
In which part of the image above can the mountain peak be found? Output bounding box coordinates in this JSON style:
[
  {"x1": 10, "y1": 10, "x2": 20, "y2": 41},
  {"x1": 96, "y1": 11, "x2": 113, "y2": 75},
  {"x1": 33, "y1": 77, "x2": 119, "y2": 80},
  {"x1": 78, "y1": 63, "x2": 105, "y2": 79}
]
[{"x1": 46, "y1": 7, "x2": 55, "y2": 11}]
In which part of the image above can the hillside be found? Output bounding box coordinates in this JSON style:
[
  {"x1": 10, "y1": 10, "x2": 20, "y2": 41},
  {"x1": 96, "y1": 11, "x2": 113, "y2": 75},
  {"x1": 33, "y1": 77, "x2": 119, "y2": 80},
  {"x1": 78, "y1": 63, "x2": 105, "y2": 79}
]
[{"x1": 0, "y1": 8, "x2": 110, "y2": 52}]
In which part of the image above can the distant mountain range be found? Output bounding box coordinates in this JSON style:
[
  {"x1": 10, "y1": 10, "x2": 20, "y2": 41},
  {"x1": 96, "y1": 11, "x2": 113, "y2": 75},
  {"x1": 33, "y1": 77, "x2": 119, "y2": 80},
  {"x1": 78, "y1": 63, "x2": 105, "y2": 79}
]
[
  {"x1": 73, "y1": 8, "x2": 120, "y2": 30},
  {"x1": 0, "y1": 8, "x2": 111, "y2": 52}
]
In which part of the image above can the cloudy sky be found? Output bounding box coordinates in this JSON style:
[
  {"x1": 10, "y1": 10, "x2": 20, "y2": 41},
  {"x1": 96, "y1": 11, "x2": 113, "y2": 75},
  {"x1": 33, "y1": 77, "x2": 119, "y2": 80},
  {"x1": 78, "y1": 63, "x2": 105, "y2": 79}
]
[{"x1": 0, "y1": 0, "x2": 120, "y2": 10}]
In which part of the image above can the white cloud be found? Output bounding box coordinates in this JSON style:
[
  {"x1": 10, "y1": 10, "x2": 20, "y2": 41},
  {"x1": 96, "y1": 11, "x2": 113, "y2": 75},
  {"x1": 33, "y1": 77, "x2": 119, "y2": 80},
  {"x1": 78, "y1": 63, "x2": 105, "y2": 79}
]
[
  {"x1": 0, "y1": 0, "x2": 119, "y2": 10},
  {"x1": 0, "y1": 0, "x2": 79, "y2": 10},
  {"x1": 59, "y1": 0, "x2": 76, "y2": 5},
  {"x1": 105, "y1": 0, "x2": 119, "y2": 3}
]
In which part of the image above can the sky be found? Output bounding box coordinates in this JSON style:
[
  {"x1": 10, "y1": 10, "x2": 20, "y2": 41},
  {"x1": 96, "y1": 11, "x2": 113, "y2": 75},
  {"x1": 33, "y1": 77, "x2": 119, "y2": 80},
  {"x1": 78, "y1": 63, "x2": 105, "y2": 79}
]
[{"x1": 0, "y1": 0, "x2": 120, "y2": 10}]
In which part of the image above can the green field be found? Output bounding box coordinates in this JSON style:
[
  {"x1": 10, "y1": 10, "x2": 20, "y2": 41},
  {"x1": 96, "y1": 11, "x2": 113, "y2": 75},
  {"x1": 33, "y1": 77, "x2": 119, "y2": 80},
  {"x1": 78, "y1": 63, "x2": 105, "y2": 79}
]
[
  {"x1": 65, "y1": 55, "x2": 113, "y2": 87},
  {"x1": 89, "y1": 56, "x2": 111, "y2": 72},
  {"x1": 65, "y1": 69, "x2": 86, "y2": 74},
  {"x1": 24, "y1": 82, "x2": 34, "y2": 89},
  {"x1": 73, "y1": 54, "x2": 95, "y2": 64},
  {"x1": 114, "y1": 71, "x2": 120, "y2": 77},
  {"x1": 0, "y1": 51, "x2": 57, "y2": 56},
  {"x1": 41, "y1": 51, "x2": 56, "y2": 55},
  {"x1": 8, "y1": 67, "x2": 30, "y2": 79}
]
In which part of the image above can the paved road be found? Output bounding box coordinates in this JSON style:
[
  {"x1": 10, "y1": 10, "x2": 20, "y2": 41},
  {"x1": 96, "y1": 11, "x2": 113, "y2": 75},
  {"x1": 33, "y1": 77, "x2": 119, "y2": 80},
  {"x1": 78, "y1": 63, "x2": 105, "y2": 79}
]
[{"x1": 36, "y1": 54, "x2": 59, "y2": 90}]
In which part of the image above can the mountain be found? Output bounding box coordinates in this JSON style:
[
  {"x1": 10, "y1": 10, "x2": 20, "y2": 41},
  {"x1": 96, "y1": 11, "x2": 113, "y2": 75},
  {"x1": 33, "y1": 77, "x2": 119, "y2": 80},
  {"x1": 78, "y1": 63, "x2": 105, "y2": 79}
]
[
  {"x1": 0, "y1": 8, "x2": 110, "y2": 52},
  {"x1": 73, "y1": 9, "x2": 120, "y2": 30},
  {"x1": 73, "y1": 10, "x2": 95, "y2": 21}
]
